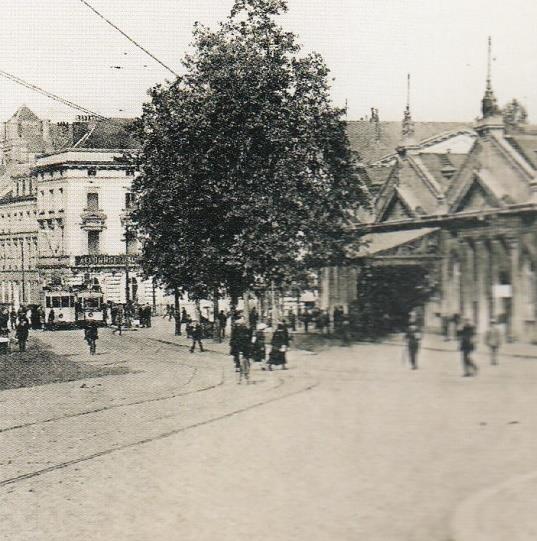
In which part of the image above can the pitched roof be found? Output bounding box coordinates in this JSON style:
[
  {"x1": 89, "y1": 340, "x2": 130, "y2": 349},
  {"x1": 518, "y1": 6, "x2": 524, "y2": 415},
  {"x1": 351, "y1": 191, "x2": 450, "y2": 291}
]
[
  {"x1": 11, "y1": 105, "x2": 40, "y2": 122},
  {"x1": 505, "y1": 133, "x2": 537, "y2": 170},
  {"x1": 72, "y1": 118, "x2": 139, "y2": 149},
  {"x1": 346, "y1": 121, "x2": 471, "y2": 164}
]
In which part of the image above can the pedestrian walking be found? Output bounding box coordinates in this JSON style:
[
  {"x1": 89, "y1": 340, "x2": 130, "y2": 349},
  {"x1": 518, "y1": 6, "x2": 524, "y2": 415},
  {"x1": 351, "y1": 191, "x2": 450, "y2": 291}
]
[
  {"x1": 189, "y1": 321, "x2": 204, "y2": 353},
  {"x1": 452, "y1": 312, "x2": 461, "y2": 340},
  {"x1": 287, "y1": 310, "x2": 296, "y2": 332},
  {"x1": 84, "y1": 321, "x2": 98, "y2": 355},
  {"x1": 251, "y1": 323, "x2": 266, "y2": 363},
  {"x1": 0, "y1": 308, "x2": 9, "y2": 333},
  {"x1": 15, "y1": 317, "x2": 29, "y2": 352},
  {"x1": 404, "y1": 321, "x2": 421, "y2": 369},
  {"x1": 484, "y1": 318, "x2": 502, "y2": 365},
  {"x1": 217, "y1": 310, "x2": 228, "y2": 339},
  {"x1": 267, "y1": 322, "x2": 289, "y2": 370},
  {"x1": 9, "y1": 308, "x2": 17, "y2": 330},
  {"x1": 302, "y1": 309, "x2": 311, "y2": 333},
  {"x1": 144, "y1": 305, "x2": 152, "y2": 328},
  {"x1": 47, "y1": 308, "x2": 55, "y2": 331},
  {"x1": 102, "y1": 303, "x2": 108, "y2": 326},
  {"x1": 459, "y1": 318, "x2": 478, "y2": 376},
  {"x1": 229, "y1": 318, "x2": 251, "y2": 372},
  {"x1": 341, "y1": 313, "x2": 351, "y2": 345}
]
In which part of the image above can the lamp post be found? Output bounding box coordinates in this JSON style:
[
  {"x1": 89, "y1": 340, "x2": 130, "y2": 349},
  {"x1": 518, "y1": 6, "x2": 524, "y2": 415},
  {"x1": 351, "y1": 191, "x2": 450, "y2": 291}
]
[{"x1": 20, "y1": 238, "x2": 26, "y2": 305}]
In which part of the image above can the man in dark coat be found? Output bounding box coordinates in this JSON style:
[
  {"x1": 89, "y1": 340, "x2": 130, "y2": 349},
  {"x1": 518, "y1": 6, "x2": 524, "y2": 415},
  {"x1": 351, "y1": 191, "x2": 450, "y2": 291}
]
[
  {"x1": 190, "y1": 321, "x2": 204, "y2": 353},
  {"x1": 229, "y1": 319, "x2": 251, "y2": 371},
  {"x1": 405, "y1": 322, "x2": 421, "y2": 369},
  {"x1": 16, "y1": 317, "x2": 30, "y2": 352},
  {"x1": 217, "y1": 310, "x2": 228, "y2": 339},
  {"x1": 459, "y1": 318, "x2": 478, "y2": 376}
]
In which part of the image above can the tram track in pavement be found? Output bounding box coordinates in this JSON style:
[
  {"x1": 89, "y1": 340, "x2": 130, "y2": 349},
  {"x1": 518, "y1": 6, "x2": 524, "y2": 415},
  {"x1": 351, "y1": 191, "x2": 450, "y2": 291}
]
[
  {"x1": 0, "y1": 331, "x2": 320, "y2": 490},
  {"x1": 0, "y1": 376, "x2": 319, "y2": 490},
  {"x1": 0, "y1": 336, "x2": 224, "y2": 435}
]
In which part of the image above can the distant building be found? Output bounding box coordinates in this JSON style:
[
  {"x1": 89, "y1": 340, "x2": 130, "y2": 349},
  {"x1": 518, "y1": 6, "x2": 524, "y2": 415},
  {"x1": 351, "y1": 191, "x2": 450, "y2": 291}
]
[{"x1": 0, "y1": 106, "x2": 163, "y2": 307}]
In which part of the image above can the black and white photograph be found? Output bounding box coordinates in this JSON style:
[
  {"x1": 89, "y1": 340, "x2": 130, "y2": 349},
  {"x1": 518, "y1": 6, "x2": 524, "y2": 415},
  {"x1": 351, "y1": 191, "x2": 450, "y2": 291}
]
[{"x1": 0, "y1": 1, "x2": 536, "y2": 539}]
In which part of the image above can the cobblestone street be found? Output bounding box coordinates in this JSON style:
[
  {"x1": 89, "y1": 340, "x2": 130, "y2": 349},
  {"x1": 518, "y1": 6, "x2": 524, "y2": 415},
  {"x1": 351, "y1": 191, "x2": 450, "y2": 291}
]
[{"x1": 1, "y1": 320, "x2": 537, "y2": 540}]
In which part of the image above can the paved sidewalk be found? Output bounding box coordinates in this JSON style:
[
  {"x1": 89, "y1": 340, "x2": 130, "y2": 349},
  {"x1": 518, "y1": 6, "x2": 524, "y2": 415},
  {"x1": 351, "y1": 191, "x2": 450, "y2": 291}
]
[{"x1": 386, "y1": 331, "x2": 537, "y2": 360}]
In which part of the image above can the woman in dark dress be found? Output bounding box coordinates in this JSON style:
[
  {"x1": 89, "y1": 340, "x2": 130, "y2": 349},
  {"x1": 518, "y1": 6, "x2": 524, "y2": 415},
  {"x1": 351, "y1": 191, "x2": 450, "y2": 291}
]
[{"x1": 268, "y1": 322, "x2": 289, "y2": 370}]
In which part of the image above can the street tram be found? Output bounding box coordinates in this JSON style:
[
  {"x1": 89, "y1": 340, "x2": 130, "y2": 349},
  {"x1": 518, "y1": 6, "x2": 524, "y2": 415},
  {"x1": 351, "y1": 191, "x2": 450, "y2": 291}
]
[
  {"x1": 76, "y1": 290, "x2": 105, "y2": 323},
  {"x1": 44, "y1": 290, "x2": 77, "y2": 326},
  {"x1": 43, "y1": 288, "x2": 105, "y2": 327}
]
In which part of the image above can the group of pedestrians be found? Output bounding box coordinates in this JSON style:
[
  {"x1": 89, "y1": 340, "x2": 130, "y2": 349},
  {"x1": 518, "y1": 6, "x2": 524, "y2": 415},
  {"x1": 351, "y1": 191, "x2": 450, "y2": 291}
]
[
  {"x1": 229, "y1": 319, "x2": 290, "y2": 384},
  {"x1": 0, "y1": 306, "x2": 31, "y2": 352},
  {"x1": 405, "y1": 313, "x2": 504, "y2": 377}
]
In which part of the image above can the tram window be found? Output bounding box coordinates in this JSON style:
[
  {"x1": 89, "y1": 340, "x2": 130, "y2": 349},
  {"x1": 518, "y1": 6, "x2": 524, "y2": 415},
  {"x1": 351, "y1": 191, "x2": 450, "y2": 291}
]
[
  {"x1": 46, "y1": 297, "x2": 51, "y2": 308},
  {"x1": 86, "y1": 297, "x2": 100, "y2": 309},
  {"x1": 52, "y1": 297, "x2": 61, "y2": 308},
  {"x1": 61, "y1": 296, "x2": 71, "y2": 308}
]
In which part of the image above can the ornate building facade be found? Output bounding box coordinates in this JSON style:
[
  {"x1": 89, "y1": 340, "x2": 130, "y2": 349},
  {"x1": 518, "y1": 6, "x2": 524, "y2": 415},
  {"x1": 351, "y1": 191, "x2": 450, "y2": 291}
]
[
  {"x1": 0, "y1": 106, "x2": 164, "y2": 308},
  {"x1": 321, "y1": 73, "x2": 537, "y2": 343}
]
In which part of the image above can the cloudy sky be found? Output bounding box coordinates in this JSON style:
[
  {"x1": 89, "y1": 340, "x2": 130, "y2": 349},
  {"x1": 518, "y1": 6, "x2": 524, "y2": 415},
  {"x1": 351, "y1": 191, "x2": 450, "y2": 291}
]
[{"x1": 0, "y1": 0, "x2": 535, "y2": 123}]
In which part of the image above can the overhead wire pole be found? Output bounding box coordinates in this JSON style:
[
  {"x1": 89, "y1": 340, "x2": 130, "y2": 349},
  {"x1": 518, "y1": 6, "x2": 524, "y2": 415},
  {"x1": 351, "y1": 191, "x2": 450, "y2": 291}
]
[{"x1": 79, "y1": 0, "x2": 180, "y2": 78}]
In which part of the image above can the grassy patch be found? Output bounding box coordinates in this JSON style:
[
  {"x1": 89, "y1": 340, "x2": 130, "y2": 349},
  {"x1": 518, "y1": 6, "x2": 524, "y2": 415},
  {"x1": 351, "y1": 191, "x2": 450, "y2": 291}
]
[{"x1": 0, "y1": 338, "x2": 130, "y2": 391}]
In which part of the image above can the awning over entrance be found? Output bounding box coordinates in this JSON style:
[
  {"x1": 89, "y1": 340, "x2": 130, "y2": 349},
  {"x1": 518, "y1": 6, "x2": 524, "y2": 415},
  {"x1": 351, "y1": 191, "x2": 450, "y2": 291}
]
[{"x1": 350, "y1": 227, "x2": 440, "y2": 263}]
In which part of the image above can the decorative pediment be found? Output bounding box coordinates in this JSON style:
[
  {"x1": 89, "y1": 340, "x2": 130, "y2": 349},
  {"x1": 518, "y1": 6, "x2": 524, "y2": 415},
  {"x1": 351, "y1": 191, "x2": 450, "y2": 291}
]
[
  {"x1": 452, "y1": 178, "x2": 500, "y2": 213},
  {"x1": 377, "y1": 192, "x2": 414, "y2": 223}
]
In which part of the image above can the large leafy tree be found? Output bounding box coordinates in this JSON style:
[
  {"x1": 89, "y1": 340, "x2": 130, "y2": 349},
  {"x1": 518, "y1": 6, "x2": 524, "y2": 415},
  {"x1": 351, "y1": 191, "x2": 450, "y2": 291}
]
[{"x1": 132, "y1": 0, "x2": 368, "y2": 301}]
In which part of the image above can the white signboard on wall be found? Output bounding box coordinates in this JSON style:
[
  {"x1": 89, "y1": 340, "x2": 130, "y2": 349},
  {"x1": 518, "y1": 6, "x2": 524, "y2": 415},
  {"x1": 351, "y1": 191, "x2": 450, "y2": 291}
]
[{"x1": 493, "y1": 285, "x2": 512, "y2": 298}]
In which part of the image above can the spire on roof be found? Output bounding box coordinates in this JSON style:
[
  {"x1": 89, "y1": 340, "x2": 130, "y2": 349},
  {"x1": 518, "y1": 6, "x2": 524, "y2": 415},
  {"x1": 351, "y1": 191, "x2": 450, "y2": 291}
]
[
  {"x1": 481, "y1": 37, "x2": 501, "y2": 119},
  {"x1": 402, "y1": 74, "x2": 415, "y2": 140}
]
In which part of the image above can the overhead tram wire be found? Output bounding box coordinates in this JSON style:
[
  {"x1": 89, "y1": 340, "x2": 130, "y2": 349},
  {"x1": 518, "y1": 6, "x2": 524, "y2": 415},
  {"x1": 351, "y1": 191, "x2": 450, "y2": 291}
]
[
  {"x1": 0, "y1": 68, "x2": 108, "y2": 120},
  {"x1": 78, "y1": 0, "x2": 180, "y2": 78}
]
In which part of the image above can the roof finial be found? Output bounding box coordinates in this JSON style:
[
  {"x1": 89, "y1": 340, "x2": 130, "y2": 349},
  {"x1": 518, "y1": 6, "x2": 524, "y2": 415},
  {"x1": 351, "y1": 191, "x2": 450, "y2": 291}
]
[
  {"x1": 402, "y1": 73, "x2": 415, "y2": 139},
  {"x1": 487, "y1": 37, "x2": 492, "y2": 86},
  {"x1": 482, "y1": 36, "x2": 500, "y2": 118}
]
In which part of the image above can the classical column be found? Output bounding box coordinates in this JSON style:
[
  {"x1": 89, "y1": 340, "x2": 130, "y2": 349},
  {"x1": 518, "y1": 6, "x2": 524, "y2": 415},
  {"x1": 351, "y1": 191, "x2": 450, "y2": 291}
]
[
  {"x1": 460, "y1": 240, "x2": 473, "y2": 320},
  {"x1": 440, "y1": 234, "x2": 450, "y2": 318},
  {"x1": 508, "y1": 237, "x2": 523, "y2": 341},
  {"x1": 475, "y1": 239, "x2": 490, "y2": 334}
]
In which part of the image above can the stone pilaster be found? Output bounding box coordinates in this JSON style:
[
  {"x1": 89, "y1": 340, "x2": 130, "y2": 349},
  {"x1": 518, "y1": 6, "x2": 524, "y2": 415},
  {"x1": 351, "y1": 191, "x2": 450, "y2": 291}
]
[
  {"x1": 475, "y1": 239, "x2": 490, "y2": 334},
  {"x1": 508, "y1": 238, "x2": 523, "y2": 341}
]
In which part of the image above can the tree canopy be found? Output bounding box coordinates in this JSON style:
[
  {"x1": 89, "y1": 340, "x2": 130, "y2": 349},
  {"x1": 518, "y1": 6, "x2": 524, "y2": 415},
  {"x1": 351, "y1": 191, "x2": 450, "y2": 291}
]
[{"x1": 132, "y1": 0, "x2": 368, "y2": 299}]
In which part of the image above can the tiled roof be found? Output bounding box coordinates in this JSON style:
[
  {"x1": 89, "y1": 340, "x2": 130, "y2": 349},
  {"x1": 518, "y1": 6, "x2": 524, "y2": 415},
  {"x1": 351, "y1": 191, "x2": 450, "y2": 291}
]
[
  {"x1": 72, "y1": 118, "x2": 139, "y2": 149},
  {"x1": 416, "y1": 153, "x2": 467, "y2": 190},
  {"x1": 505, "y1": 134, "x2": 537, "y2": 170},
  {"x1": 346, "y1": 121, "x2": 471, "y2": 164}
]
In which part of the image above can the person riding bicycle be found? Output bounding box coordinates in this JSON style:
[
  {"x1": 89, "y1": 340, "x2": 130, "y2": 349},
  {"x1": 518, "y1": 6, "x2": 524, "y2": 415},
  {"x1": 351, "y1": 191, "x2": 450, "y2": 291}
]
[{"x1": 84, "y1": 321, "x2": 99, "y2": 355}]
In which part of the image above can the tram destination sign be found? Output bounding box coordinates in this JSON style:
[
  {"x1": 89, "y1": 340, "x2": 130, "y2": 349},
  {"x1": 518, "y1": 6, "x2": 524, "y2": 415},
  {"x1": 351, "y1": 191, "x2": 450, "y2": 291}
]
[{"x1": 75, "y1": 254, "x2": 139, "y2": 267}]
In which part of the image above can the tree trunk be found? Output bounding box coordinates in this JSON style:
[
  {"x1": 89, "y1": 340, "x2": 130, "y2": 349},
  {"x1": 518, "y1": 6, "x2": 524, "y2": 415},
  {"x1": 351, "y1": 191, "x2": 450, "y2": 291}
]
[
  {"x1": 213, "y1": 289, "x2": 220, "y2": 343},
  {"x1": 174, "y1": 288, "x2": 181, "y2": 336},
  {"x1": 243, "y1": 290, "x2": 251, "y2": 329}
]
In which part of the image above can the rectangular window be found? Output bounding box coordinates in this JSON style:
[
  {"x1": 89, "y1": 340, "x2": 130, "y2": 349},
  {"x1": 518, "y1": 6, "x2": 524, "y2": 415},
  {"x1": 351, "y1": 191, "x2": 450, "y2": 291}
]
[
  {"x1": 87, "y1": 167, "x2": 97, "y2": 177},
  {"x1": 88, "y1": 230, "x2": 100, "y2": 255},
  {"x1": 125, "y1": 192, "x2": 134, "y2": 209},
  {"x1": 87, "y1": 192, "x2": 99, "y2": 211}
]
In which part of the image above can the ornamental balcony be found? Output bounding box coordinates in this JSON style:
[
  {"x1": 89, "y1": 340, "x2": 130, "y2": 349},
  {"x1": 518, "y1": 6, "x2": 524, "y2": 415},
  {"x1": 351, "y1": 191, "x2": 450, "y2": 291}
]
[{"x1": 80, "y1": 208, "x2": 107, "y2": 231}]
